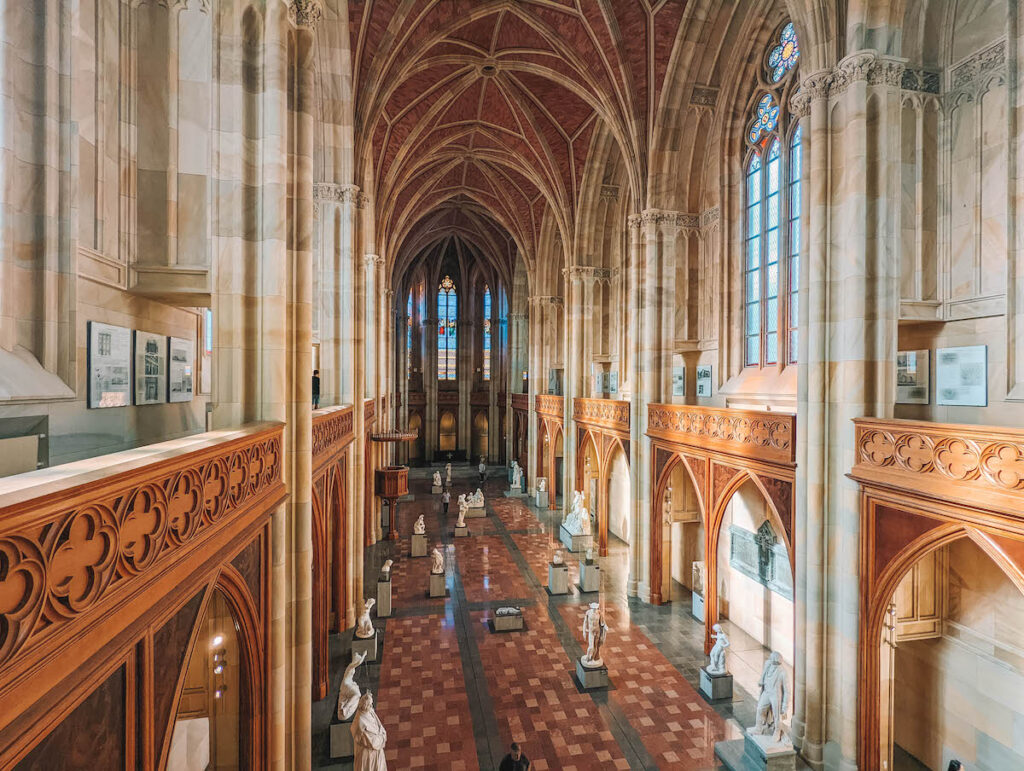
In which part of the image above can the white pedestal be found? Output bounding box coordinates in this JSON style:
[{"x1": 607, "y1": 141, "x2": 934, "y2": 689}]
[
  {"x1": 431, "y1": 484, "x2": 443, "y2": 494},
  {"x1": 428, "y1": 571, "x2": 446, "y2": 597},
  {"x1": 465, "y1": 505, "x2": 486, "y2": 518},
  {"x1": 535, "y1": 490, "x2": 549, "y2": 508},
  {"x1": 560, "y1": 524, "x2": 593, "y2": 552},
  {"x1": 699, "y1": 667, "x2": 733, "y2": 701},
  {"x1": 547, "y1": 563, "x2": 569, "y2": 595},
  {"x1": 469, "y1": 500, "x2": 485, "y2": 509},
  {"x1": 692, "y1": 592, "x2": 705, "y2": 622},
  {"x1": 411, "y1": 532, "x2": 427, "y2": 557},
  {"x1": 454, "y1": 524, "x2": 469, "y2": 537},
  {"x1": 329, "y1": 715, "x2": 355, "y2": 759},
  {"x1": 376, "y1": 578, "x2": 392, "y2": 617},
  {"x1": 575, "y1": 658, "x2": 610, "y2": 690},
  {"x1": 351, "y1": 630, "x2": 377, "y2": 663},
  {"x1": 578, "y1": 561, "x2": 600, "y2": 593},
  {"x1": 493, "y1": 612, "x2": 524, "y2": 632}
]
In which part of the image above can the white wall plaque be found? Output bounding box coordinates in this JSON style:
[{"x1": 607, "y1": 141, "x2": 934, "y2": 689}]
[
  {"x1": 696, "y1": 365, "x2": 713, "y2": 398},
  {"x1": 88, "y1": 321, "x2": 132, "y2": 409},
  {"x1": 134, "y1": 330, "x2": 168, "y2": 405},
  {"x1": 935, "y1": 345, "x2": 987, "y2": 407},
  {"x1": 896, "y1": 349, "x2": 930, "y2": 404},
  {"x1": 168, "y1": 337, "x2": 195, "y2": 403}
]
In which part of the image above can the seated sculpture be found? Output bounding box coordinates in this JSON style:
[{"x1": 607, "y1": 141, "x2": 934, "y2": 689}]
[
  {"x1": 563, "y1": 490, "x2": 592, "y2": 535},
  {"x1": 413, "y1": 514, "x2": 425, "y2": 535},
  {"x1": 430, "y1": 546, "x2": 445, "y2": 575},
  {"x1": 337, "y1": 649, "x2": 368, "y2": 721},
  {"x1": 432, "y1": 470, "x2": 442, "y2": 488},
  {"x1": 468, "y1": 488, "x2": 485, "y2": 508},
  {"x1": 355, "y1": 598, "x2": 375, "y2": 639}
]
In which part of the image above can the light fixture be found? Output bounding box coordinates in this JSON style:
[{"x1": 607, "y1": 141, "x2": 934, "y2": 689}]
[
  {"x1": 215, "y1": 686, "x2": 228, "y2": 699},
  {"x1": 211, "y1": 634, "x2": 224, "y2": 647},
  {"x1": 214, "y1": 663, "x2": 225, "y2": 675}
]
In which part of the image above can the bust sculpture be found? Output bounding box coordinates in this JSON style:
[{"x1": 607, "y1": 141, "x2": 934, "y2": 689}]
[
  {"x1": 432, "y1": 471, "x2": 442, "y2": 488},
  {"x1": 355, "y1": 598, "x2": 375, "y2": 639},
  {"x1": 585, "y1": 546, "x2": 594, "y2": 562},
  {"x1": 430, "y1": 546, "x2": 445, "y2": 575},
  {"x1": 351, "y1": 691, "x2": 388, "y2": 771},
  {"x1": 581, "y1": 602, "x2": 608, "y2": 668},
  {"x1": 752, "y1": 652, "x2": 789, "y2": 743},
  {"x1": 337, "y1": 649, "x2": 368, "y2": 721},
  {"x1": 552, "y1": 548, "x2": 564, "y2": 565},
  {"x1": 707, "y1": 623, "x2": 730, "y2": 675},
  {"x1": 380, "y1": 559, "x2": 393, "y2": 579},
  {"x1": 413, "y1": 514, "x2": 425, "y2": 535},
  {"x1": 538, "y1": 478, "x2": 547, "y2": 492}
]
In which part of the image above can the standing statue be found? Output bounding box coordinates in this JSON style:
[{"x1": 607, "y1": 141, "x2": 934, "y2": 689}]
[
  {"x1": 380, "y1": 559, "x2": 393, "y2": 579},
  {"x1": 432, "y1": 470, "x2": 442, "y2": 488},
  {"x1": 355, "y1": 598, "x2": 376, "y2": 639},
  {"x1": 337, "y1": 649, "x2": 368, "y2": 721},
  {"x1": 663, "y1": 486, "x2": 673, "y2": 524},
  {"x1": 752, "y1": 652, "x2": 789, "y2": 743},
  {"x1": 707, "y1": 623, "x2": 730, "y2": 675},
  {"x1": 445, "y1": 462, "x2": 452, "y2": 484},
  {"x1": 456, "y1": 506, "x2": 466, "y2": 528},
  {"x1": 538, "y1": 478, "x2": 547, "y2": 492},
  {"x1": 458, "y1": 494, "x2": 469, "y2": 517},
  {"x1": 413, "y1": 514, "x2": 425, "y2": 535},
  {"x1": 430, "y1": 546, "x2": 445, "y2": 575},
  {"x1": 351, "y1": 691, "x2": 388, "y2": 771},
  {"x1": 511, "y1": 461, "x2": 523, "y2": 489},
  {"x1": 581, "y1": 602, "x2": 607, "y2": 667}
]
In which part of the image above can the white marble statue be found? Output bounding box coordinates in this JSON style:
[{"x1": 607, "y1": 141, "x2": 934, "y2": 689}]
[
  {"x1": 752, "y1": 651, "x2": 790, "y2": 743},
  {"x1": 337, "y1": 649, "x2": 368, "y2": 721},
  {"x1": 445, "y1": 462, "x2": 452, "y2": 484},
  {"x1": 413, "y1": 514, "x2": 425, "y2": 535},
  {"x1": 581, "y1": 602, "x2": 608, "y2": 668},
  {"x1": 707, "y1": 623, "x2": 730, "y2": 675},
  {"x1": 538, "y1": 478, "x2": 547, "y2": 492},
  {"x1": 432, "y1": 470, "x2": 442, "y2": 488},
  {"x1": 585, "y1": 546, "x2": 594, "y2": 562},
  {"x1": 510, "y1": 461, "x2": 522, "y2": 489},
  {"x1": 456, "y1": 506, "x2": 466, "y2": 528},
  {"x1": 663, "y1": 487, "x2": 673, "y2": 524},
  {"x1": 355, "y1": 598, "x2": 375, "y2": 639},
  {"x1": 692, "y1": 561, "x2": 706, "y2": 599},
  {"x1": 468, "y1": 488, "x2": 485, "y2": 507},
  {"x1": 351, "y1": 691, "x2": 388, "y2": 771},
  {"x1": 552, "y1": 548, "x2": 564, "y2": 565},
  {"x1": 458, "y1": 494, "x2": 469, "y2": 516},
  {"x1": 496, "y1": 606, "x2": 521, "y2": 617},
  {"x1": 380, "y1": 559, "x2": 393, "y2": 579},
  {"x1": 430, "y1": 546, "x2": 445, "y2": 575},
  {"x1": 563, "y1": 490, "x2": 591, "y2": 535}
]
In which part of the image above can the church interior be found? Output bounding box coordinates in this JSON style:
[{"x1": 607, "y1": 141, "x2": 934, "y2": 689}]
[{"x1": 2, "y1": 1, "x2": 1024, "y2": 770}]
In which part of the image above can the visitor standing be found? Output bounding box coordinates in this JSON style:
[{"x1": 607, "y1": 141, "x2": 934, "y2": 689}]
[
  {"x1": 499, "y1": 742, "x2": 530, "y2": 771},
  {"x1": 312, "y1": 369, "x2": 321, "y2": 408},
  {"x1": 478, "y1": 456, "x2": 487, "y2": 483},
  {"x1": 441, "y1": 489, "x2": 451, "y2": 515}
]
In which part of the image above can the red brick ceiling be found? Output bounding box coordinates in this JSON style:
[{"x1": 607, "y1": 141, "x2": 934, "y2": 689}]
[{"x1": 351, "y1": 0, "x2": 686, "y2": 271}]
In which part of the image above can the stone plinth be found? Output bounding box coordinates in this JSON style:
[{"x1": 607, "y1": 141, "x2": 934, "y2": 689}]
[
  {"x1": 431, "y1": 484, "x2": 443, "y2": 494},
  {"x1": 468, "y1": 499, "x2": 485, "y2": 509},
  {"x1": 351, "y1": 630, "x2": 377, "y2": 663},
  {"x1": 411, "y1": 532, "x2": 427, "y2": 557},
  {"x1": 376, "y1": 577, "x2": 392, "y2": 617},
  {"x1": 560, "y1": 524, "x2": 592, "y2": 552},
  {"x1": 429, "y1": 571, "x2": 446, "y2": 598},
  {"x1": 547, "y1": 563, "x2": 569, "y2": 595},
  {"x1": 535, "y1": 490, "x2": 549, "y2": 508},
  {"x1": 578, "y1": 561, "x2": 600, "y2": 593},
  {"x1": 715, "y1": 732, "x2": 798, "y2": 771},
  {"x1": 692, "y1": 592, "x2": 705, "y2": 622},
  {"x1": 575, "y1": 658, "x2": 610, "y2": 690},
  {"x1": 493, "y1": 611, "x2": 524, "y2": 632},
  {"x1": 464, "y1": 505, "x2": 486, "y2": 518},
  {"x1": 329, "y1": 714, "x2": 354, "y2": 759},
  {"x1": 699, "y1": 667, "x2": 733, "y2": 702},
  {"x1": 454, "y1": 524, "x2": 469, "y2": 537}
]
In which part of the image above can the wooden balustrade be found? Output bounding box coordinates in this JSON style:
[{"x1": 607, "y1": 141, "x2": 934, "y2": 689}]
[
  {"x1": 511, "y1": 393, "x2": 529, "y2": 412},
  {"x1": 312, "y1": 404, "x2": 355, "y2": 471},
  {"x1": 646, "y1": 403, "x2": 796, "y2": 465},
  {"x1": 573, "y1": 398, "x2": 630, "y2": 437},
  {"x1": 535, "y1": 394, "x2": 564, "y2": 421}
]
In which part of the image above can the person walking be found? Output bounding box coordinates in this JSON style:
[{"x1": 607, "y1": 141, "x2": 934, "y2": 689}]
[
  {"x1": 478, "y1": 456, "x2": 487, "y2": 483},
  {"x1": 499, "y1": 742, "x2": 530, "y2": 771},
  {"x1": 441, "y1": 489, "x2": 451, "y2": 515},
  {"x1": 312, "y1": 369, "x2": 321, "y2": 408}
]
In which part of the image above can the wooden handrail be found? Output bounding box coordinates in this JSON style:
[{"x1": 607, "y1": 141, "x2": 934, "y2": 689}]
[{"x1": 646, "y1": 403, "x2": 796, "y2": 465}]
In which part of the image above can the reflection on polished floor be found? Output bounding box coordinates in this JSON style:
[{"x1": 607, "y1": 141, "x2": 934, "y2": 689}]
[{"x1": 313, "y1": 468, "x2": 765, "y2": 770}]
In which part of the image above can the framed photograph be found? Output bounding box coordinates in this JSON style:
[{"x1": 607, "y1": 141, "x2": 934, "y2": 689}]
[
  {"x1": 168, "y1": 336, "x2": 195, "y2": 403},
  {"x1": 607, "y1": 371, "x2": 618, "y2": 394},
  {"x1": 134, "y1": 330, "x2": 168, "y2": 405},
  {"x1": 696, "y1": 365, "x2": 713, "y2": 398},
  {"x1": 672, "y1": 355, "x2": 686, "y2": 397},
  {"x1": 936, "y1": 345, "x2": 987, "y2": 407},
  {"x1": 896, "y1": 349, "x2": 930, "y2": 404},
  {"x1": 87, "y1": 321, "x2": 132, "y2": 408}
]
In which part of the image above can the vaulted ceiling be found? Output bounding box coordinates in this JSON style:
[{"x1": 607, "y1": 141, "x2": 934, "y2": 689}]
[{"x1": 350, "y1": 0, "x2": 688, "y2": 274}]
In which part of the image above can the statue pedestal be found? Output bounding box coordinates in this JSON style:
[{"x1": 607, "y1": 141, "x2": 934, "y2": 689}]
[
  {"x1": 547, "y1": 563, "x2": 569, "y2": 595},
  {"x1": 454, "y1": 524, "x2": 469, "y2": 537},
  {"x1": 578, "y1": 561, "x2": 601, "y2": 593},
  {"x1": 351, "y1": 630, "x2": 377, "y2": 663},
  {"x1": 574, "y1": 658, "x2": 610, "y2": 690},
  {"x1": 535, "y1": 490, "x2": 549, "y2": 508},
  {"x1": 431, "y1": 484, "x2": 443, "y2": 494},
  {"x1": 559, "y1": 524, "x2": 592, "y2": 553},
  {"x1": 468, "y1": 499, "x2": 485, "y2": 509},
  {"x1": 493, "y1": 611, "x2": 524, "y2": 632},
  {"x1": 505, "y1": 483, "x2": 526, "y2": 497},
  {"x1": 329, "y1": 714, "x2": 355, "y2": 759},
  {"x1": 699, "y1": 667, "x2": 733, "y2": 702},
  {"x1": 692, "y1": 592, "x2": 705, "y2": 622},
  {"x1": 376, "y1": 577, "x2": 392, "y2": 618},
  {"x1": 465, "y1": 505, "x2": 486, "y2": 518},
  {"x1": 411, "y1": 533, "x2": 428, "y2": 557},
  {"x1": 428, "y1": 571, "x2": 446, "y2": 598},
  {"x1": 715, "y1": 732, "x2": 798, "y2": 771}
]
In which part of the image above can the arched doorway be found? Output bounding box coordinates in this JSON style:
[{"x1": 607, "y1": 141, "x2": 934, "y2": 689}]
[
  {"x1": 656, "y1": 457, "x2": 704, "y2": 604},
  {"x1": 605, "y1": 444, "x2": 630, "y2": 547},
  {"x1": 579, "y1": 432, "x2": 600, "y2": 523},
  {"x1": 552, "y1": 425, "x2": 564, "y2": 507},
  {"x1": 439, "y1": 410, "x2": 457, "y2": 453},
  {"x1": 472, "y1": 411, "x2": 488, "y2": 461},
  {"x1": 408, "y1": 412, "x2": 423, "y2": 464}
]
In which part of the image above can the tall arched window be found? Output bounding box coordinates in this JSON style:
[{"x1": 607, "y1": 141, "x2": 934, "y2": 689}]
[
  {"x1": 406, "y1": 291, "x2": 413, "y2": 379},
  {"x1": 437, "y1": 275, "x2": 457, "y2": 380},
  {"x1": 744, "y1": 21, "x2": 802, "y2": 367},
  {"x1": 482, "y1": 284, "x2": 492, "y2": 381}
]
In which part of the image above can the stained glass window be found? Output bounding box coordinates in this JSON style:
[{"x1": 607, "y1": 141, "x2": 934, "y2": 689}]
[
  {"x1": 768, "y1": 22, "x2": 800, "y2": 82},
  {"x1": 406, "y1": 291, "x2": 413, "y2": 379},
  {"x1": 437, "y1": 275, "x2": 457, "y2": 380},
  {"x1": 482, "y1": 285, "x2": 492, "y2": 381},
  {"x1": 788, "y1": 125, "x2": 802, "y2": 362},
  {"x1": 748, "y1": 94, "x2": 779, "y2": 145}
]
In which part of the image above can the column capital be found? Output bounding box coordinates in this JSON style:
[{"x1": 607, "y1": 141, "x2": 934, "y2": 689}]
[
  {"x1": 528, "y1": 295, "x2": 563, "y2": 307},
  {"x1": 288, "y1": 0, "x2": 323, "y2": 29},
  {"x1": 314, "y1": 182, "x2": 367, "y2": 207},
  {"x1": 363, "y1": 254, "x2": 384, "y2": 269},
  {"x1": 562, "y1": 266, "x2": 611, "y2": 283},
  {"x1": 637, "y1": 209, "x2": 700, "y2": 234}
]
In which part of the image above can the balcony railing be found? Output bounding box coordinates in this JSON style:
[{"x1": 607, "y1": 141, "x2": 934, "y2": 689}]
[
  {"x1": 647, "y1": 403, "x2": 796, "y2": 465},
  {"x1": 573, "y1": 398, "x2": 630, "y2": 436},
  {"x1": 535, "y1": 394, "x2": 564, "y2": 420},
  {"x1": 312, "y1": 405, "x2": 354, "y2": 471},
  {"x1": 511, "y1": 393, "x2": 529, "y2": 411}
]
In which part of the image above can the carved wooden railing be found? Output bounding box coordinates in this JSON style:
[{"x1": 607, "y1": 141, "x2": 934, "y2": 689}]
[
  {"x1": 851, "y1": 417, "x2": 1024, "y2": 518},
  {"x1": 364, "y1": 398, "x2": 375, "y2": 421},
  {"x1": 312, "y1": 405, "x2": 354, "y2": 473},
  {"x1": 573, "y1": 398, "x2": 630, "y2": 437},
  {"x1": 0, "y1": 423, "x2": 285, "y2": 699},
  {"x1": 647, "y1": 403, "x2": 796, "y2": 465},
  {"x1": 511, "y1": 393, "x2": 529, "y2": 411},
  {"x1": 535, "y1": 394, "x2": 564, "y2": 421}
]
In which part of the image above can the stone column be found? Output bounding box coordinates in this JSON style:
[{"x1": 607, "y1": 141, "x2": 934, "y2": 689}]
[
  {"x1": 625, "y1": 216, "x2": 643, "y2": 597},
  {"x1": 526, "y1": 297, "x2": 542, "y2": 491},
  {"x1": 562, "y1": 267, "x2": 584, "y2": 508}
]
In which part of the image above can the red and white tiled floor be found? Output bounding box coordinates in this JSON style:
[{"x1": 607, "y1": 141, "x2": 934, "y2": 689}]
[{"x1": 313, "y1": 468, "x2": 754, "y2": 770}]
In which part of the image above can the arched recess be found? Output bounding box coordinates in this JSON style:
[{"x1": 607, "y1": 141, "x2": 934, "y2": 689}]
[
  {"x1": 439, "y1": 410, "x2": 457, "y2": 453},
  {"x1": 162, "y1": 567, "x2": 264, "y2": 771},
  {"x1": 536, "y1": 419, "x2": 550, "y2": 482},
  {"x1": 408, "y1": 411, "x2": 424, "y2": 464},
  {"x1": 604, "y1": 441, "x2": 630, "y2": 550},
  {"x1": 330, "y1": 460, "x2": 348, "y2": 634},
  {"x1": 472, "y1": 410, "x2": 489, "y2": 461},
  {"x1": 704, "y1": 470, "x2": 795, "y2": 654},
  {"x1": 577, "y1": 429, "x2": 601, "y2": 526},
  {"x1": 311, "y1": 489, "x2": 329, "y2": 700},
  {"x1": 651, "y1": 453, "x2": 705, "y2": 605},
  {"x1": 550, "y1": 423, "x2": 565, "y2": 509}
]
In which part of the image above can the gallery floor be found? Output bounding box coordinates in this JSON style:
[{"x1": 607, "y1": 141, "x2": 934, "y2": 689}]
[{"x1": 312, "y1": 468, "x2": 772, "y2": 770}]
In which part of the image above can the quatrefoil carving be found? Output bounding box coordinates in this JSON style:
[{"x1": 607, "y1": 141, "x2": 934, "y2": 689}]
[
  {"x1": 0, "y1": 536, "x2": 47, "y2": 665},
  {"x1": 48, "y1": 506, "x2": 118, "y2": 616},
  {"x1": 119, "y1": 484, "x2": 168, "y2": 572},
  {"x1": 980, "y1": 443, "x2": 1024, "y2": 490}
]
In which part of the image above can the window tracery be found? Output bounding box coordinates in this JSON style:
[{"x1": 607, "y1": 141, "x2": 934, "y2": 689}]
[{"x1": 438, "y1": 276, "x2": 457, "y2": 380}]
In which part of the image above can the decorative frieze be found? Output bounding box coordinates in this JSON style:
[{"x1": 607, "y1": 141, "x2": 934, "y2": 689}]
[
  {"x1": 950, "y1": 39, "x2": 1006, "y2": 92},
  {"x1": 288, "y1": 0, "x2": 323, "y2": 29},
  {"x1": 511, "y1": 393, "x2": 529, "y2": 412},
  {"x1": 829, "y1": 52, "x2": 905, "y2": 97},
  {"x1": 563, "y1": 266, "x2": 611, "y2": 281},
  {"x1": 535, "y1": 394, "x2": 564, "y2": 421},
  {"x1": 901, "y1": 68, "x2": 941, "y2": 94},
  {"x1": 637, "y1": 209, "x2": 700, "y2": 232},
  {"x1": 312, "y1": 405, "x2": 355, "y2": 469},
  {"x1": 529, "y1": 295, "x2": 563, "y2": 306},
  {"x1": 313, "y1": 182, "x2": 365, "y2": 207},
  {"x1": 573, "y1": 398, "x2": 630, "y2": 437},
  {"x1": 700, "y1": 207, "x2": 719, "y2": 229},
  {"x1": 647, "y1": 404, "x2": 796, "y2": 465},
  {"x1": 599, "y1": 184, "x2": 620, "y2": 201}
]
